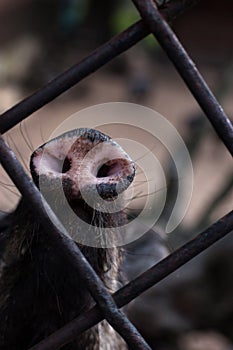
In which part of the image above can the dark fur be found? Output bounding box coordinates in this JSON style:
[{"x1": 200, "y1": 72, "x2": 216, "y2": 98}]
[
  {"x1": 0, "y1": 198, "x2": 125, "y2": 349},
  {"x1": 0, "y1": 129, "x2": 131, "y2": 349}
]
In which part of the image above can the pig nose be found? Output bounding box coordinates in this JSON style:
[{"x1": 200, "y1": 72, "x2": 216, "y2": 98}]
[{"x1": 30, "y1": 128, "x2": 135, "y2": 201}]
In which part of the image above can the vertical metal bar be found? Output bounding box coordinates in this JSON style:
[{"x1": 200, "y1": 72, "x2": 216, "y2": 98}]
[{"x1": 132, "y1": 0, "x2": 233, "y2": 156}]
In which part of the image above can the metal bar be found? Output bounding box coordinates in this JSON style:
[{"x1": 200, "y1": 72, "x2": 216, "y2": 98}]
[
  {"x1": 0, "y1": 0, "x2": 199, "y2": 134},
  {"x1": 132, "y1": 0, "x2": 233, "y2": 156},
  {"x1": 1, "y1": 1, "x2": 231, "y2": 349},
  {"x1": 3, "y1": 153, "x2": 231, "y2": 341},
  {"x1": 30, "y1": 210, "x2": 233, "y2": 349},
  {"x1": 0, "y1": 134, "x2": 151, "y2": 350}
]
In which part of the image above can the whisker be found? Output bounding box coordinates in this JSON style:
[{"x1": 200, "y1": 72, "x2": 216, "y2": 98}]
[
  {"x1": 6, "y1": 134, "x2": 29, "y2": 171},
  {"x1": 129, "y1": 188, "x2": 165, "y2": 201},
  {"x1": 39, "y1": 120, "x2": 46, "y2": 144},
  {"x1": 20, "y1": 122, "x2": 34, "y2": 152},
  {"x1": 133, "y1": 142, "x2": 158, "y2": 163},
  {"x1": 1, "y1": 186, "x2": 20, "y2": 197},
  {"x1": 131, "y1": 179, "x2": 154, "y2": 188},
  {"x1": 0, "y1": 180, "x2": 16, "y2": 187}
]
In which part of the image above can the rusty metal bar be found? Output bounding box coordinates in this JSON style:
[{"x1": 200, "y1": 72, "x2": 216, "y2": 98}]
[
  {"x1": 132, "y1": 0, "x2": 233, "y2": 156},
  {"x1": 29, "y1": 210, "x2": 233, "y2": 349},
  {"x1": 0, "y1": 0, "x2": 199, "y2": 134},
  {"x1": 1, "y1": 1, "x2": 232, "y2": 349},
  {"x1": 0, "y1": 134, "x2": 151, "y2": 350}
]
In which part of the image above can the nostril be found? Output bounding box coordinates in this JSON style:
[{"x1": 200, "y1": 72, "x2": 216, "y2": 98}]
[
  {"x1": 97, "y1": 159, "x2": 124, "y2": 178},
  {"x1": 62, "y1": 157, "x2": 72, "y2": 174},
  {"x1": 30, "y1": 129, "x2": 135, "y2": 199}
]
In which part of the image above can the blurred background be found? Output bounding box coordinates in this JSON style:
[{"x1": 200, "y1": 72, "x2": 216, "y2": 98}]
[{"x1": 0, "y1": 0, "x2": 233, "y2": 349}]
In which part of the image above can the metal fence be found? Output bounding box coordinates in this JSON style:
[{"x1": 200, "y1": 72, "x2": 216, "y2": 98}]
[{"x1": 0, "y1": 0, "x2": 233, "y2": 349}]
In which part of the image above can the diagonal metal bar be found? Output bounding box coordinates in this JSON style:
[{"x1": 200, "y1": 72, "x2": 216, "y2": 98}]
[
  {"x1": 30, "y1": 210, "x2": 233, "y2": 349},
  {"x1": 0, "y1": 134, "x2": 151, "y2": 350},
  {"x1": 132, "y1": 0, "x2": 233, "y2": 156},
  {"x1": 0, "y1": 0, "x2": 199, "y2": 135},
  {"x1": 1, "y1": 1, "x2": 231, "y2": 349}
]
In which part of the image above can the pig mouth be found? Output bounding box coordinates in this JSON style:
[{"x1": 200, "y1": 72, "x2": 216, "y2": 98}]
[{"x1": 30, "y1": 128, "x2": 135, "y2": 229}]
